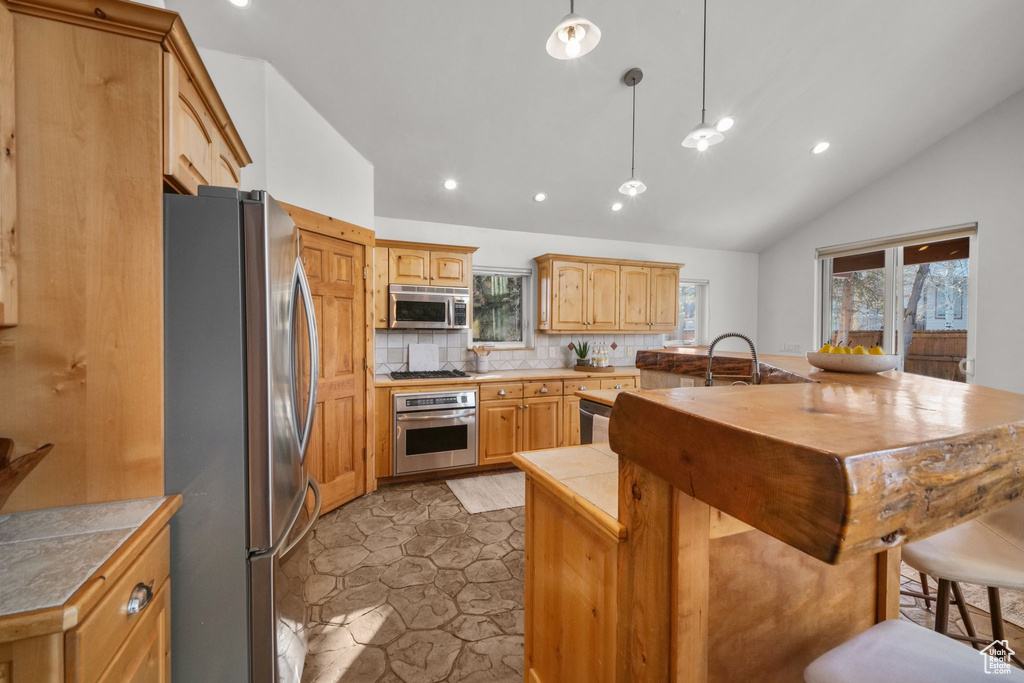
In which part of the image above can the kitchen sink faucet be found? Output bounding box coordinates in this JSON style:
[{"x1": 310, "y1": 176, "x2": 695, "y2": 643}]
[{"x1": 705, "y1": 333, "x2": 761, "y2": 386}]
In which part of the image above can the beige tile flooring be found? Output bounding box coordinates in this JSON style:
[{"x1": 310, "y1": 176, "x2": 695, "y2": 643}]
[{"x1": 302, "y1": 478, "x2": 1023, "y2": 681}]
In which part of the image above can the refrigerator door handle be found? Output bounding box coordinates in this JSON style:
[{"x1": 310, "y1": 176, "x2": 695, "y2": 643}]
[
  {"x1": 294, "y1": 257, "x2": 319, "y2": 462},
  {"x1": 281, "y1": 476, "x2": 321, "y2": 560}
]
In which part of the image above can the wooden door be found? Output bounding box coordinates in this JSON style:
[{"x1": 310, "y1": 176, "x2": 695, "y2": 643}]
[
  {"x1": 298, "y1": 230, "x2": 367, "y2": 514},
  {"x1": 430, "y1": 251, "x2": 470, "y2": 287},
  {"x1": 523, "y1": 396, "x2": 561, "y2": 451},
  {"x1": 479, "y1": 399, "x2": 521, "y2": 464},
  {"x1": 650, "y1": 267, "x2": 680, "y2": 331},
  {"x1": 389, "y1": 248, "x2": 430, "y2": 285},
  {"x1": 562, "y1": 395, "x2": 581, "y2": 447},
  {"x1": 619, "y1": 266, "x2": 650, "y2": 330},
  {"x1": 373, "y1": 247, "x2": 389, "y2": 329},
  {"x1": 551, "y1": 261, "x2": 588, "y2": 330},
  {"x1": 587, "y1": 264, "x2": 619, "y2": 330}
]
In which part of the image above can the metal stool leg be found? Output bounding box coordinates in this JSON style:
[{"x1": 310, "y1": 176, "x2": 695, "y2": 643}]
[
  {"x1": 950, "y1": 582, "x2": 979, "y2": 650},
  {"x1": 935, "y1": 579, "x2": 951, "y2": 635},
  {"x1": 920, "y1": 572, "x2": 932, "y2": 610}
]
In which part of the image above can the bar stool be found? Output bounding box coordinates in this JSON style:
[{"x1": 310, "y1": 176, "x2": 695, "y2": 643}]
[
  {"x1": 901, "y1": 498, "x2": 1024, "y2": 666},
  {"x1": 804, "y1": 619, "x2": 1024, "y2": 682}
]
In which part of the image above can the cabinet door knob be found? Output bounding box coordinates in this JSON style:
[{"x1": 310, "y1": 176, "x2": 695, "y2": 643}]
[
  {"x1": 497, "y1": 389, "x2": 507, "y2": 396},
  {"x1": 615, "y1": 384, "x2": 622, "y2": 389},
  {"x1": 579, "y1": 385, "x2": 587, "y2": 391},
  {"x1": 126, "y1": 582, "x2": 154, "y2": 615},
  {"x1": 540, "y1": 387, "x2": 548, "y2": 394},
  {"x1": 379, "y1": 318, "x2": 387, "y2": 323}
]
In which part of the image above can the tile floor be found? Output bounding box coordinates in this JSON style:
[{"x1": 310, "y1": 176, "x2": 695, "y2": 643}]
[
  {"x1": 301, "y1": 479, "x2": 524, "y2": 683},
  {"x1": 301, "y1": 479, "x2": 1023, "y2": 682}
]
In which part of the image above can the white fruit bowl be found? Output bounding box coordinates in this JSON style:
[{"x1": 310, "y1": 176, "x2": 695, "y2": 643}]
[{"x1": 805, "y1": 351, "x2": 900, "y2": 374}]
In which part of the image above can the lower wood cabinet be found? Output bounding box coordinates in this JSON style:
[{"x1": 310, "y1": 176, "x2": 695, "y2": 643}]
[
  {"x1": 563, "y1": 396, "x2": 582, "y2": 447},
  {"x1": 522, "y1": 396, "x2": 561, "y2": 451},
  {"x1": 479, "y1": 398, "x2": 522, "y2": 465}
]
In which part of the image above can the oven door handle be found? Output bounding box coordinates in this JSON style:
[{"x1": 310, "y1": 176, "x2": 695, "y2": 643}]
[{"x1": 397, "y1": 410, "x2": 476, "y2": 421}]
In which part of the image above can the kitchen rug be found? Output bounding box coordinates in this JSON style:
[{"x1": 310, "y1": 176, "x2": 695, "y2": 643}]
[
  {"x1": 446, "y1": 471, "x2": 525, "y2": 514},
  {"x1": 902, "y1": 562, "x2": 1024, "y2": 628}
]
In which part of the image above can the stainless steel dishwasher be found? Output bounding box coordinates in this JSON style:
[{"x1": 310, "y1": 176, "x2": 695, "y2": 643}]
[{"x1": 579, "y1": 399, "x2": 613, "y2": 445}]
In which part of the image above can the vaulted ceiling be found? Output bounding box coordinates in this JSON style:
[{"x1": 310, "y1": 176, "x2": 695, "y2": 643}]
[{"x1": 166, "y1": 0, "x2": 1024, "y2": 251}]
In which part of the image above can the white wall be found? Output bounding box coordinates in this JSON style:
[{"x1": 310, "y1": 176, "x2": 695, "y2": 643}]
[
  {"x1": 375, "y1": 216, "x2": 760, "y2": 352},
  {"x1": 198, "y1": 49, "x2": 375, "y2": 228},
  {"x1": 758, "y1": 88, "x2": 1024, "y2": 392}
]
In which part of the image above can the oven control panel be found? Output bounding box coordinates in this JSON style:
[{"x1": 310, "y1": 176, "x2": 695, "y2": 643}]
[
  {"x1": 395, "y1": 389, "x2": 478, "y2": 413},
  {"x1": 406, "y1": 395, "x2": 469, "y2": 408}
]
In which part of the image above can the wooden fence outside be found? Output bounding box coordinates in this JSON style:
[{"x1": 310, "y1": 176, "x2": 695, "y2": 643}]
[{"x1": 830, "y1": 330, "x2": 967, "y2": 382}]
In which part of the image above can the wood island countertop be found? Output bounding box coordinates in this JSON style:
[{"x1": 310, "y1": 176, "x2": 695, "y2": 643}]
[
  {"x1": 611, "y1": 348, "x2": 1024, "y2": 564},
  {"x1": 374, "y1": 366, "x2": 639, "y2": 388}
]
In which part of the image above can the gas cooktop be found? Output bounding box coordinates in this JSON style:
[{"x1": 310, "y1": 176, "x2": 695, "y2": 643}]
[{"x1": 389, "y1": 370, "x2": 471, "y2": 380}]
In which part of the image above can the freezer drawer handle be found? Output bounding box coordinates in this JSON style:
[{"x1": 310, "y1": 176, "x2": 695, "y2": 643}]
[
  {"x1": 126, "y1": 582, "x2": 154, "y2": 615},
  {"x1": 293, "y1": 257, "x2": 320, "y2": 463},
  {"x1": 282, "y1": 476, "x2": 322, "y2": 559}
]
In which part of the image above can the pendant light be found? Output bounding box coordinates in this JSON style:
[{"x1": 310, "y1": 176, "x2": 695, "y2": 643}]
[
  {"x1": 546, "y1": 0, "x2": 601, "y2": 60},
  {"x1": 682, "y1": 0, "x2": 730, "y2": 151},
  {"x1": 618, "y1": 68, "x2": 647, "y2": 197}
]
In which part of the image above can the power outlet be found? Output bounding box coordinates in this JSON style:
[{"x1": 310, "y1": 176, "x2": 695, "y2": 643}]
[
  {"x1": 548, "y1": 347, "x2": 561, "y2": 359},
  {"x1": 780, "y1": 342, "x2": 802, "y2": 353},
  {"x1": 626, "y1": 346, "x2": 635, "y2": 357}
]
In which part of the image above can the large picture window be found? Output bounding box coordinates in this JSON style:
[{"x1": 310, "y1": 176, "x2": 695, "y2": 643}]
[
  {"x1": 472, "y1": 267, "x2": 534, "y2": 349},
  {"x1": 667, "y1": 280, "x2": 709, "y2": 346},
  {"x1": 817, "y1": 225, "x2": 976, "y2": 383}
]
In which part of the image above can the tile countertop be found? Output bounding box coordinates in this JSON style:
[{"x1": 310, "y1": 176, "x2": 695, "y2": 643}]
[
  {"x1": 0, "y1": 497, "x2": 173, "y2": 619},
  {"x1": 513, "y1": 443, "x2": 619, "y2": 522},
  {"x1": 374, "y1": 366, "x2": 639, "y2": 388}
]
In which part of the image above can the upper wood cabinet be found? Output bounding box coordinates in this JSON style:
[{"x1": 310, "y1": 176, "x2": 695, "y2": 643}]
[
  {"x1": 535, "y1": 254, "x2": 683, "y2": 333},
  {"x1": 163, "y1": 41, "x2": 250, "y2": 195},
  {"x1": 0, "y1": 3, "x2": 15, "y2": 328},
  {"x1": 374, "y1": 240, "x2": 477, "y2": 328},
  {"x1": 650, "y1": 267, "x2": 680, "y2": 332},
  {"x1": 389, "y1": 248, "x2": 430, "y2": 285}
]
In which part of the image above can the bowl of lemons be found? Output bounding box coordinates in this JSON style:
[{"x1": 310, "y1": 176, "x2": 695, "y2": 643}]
[{"x1": 805, "y1": 344, "x2": 900, "y2": 373}]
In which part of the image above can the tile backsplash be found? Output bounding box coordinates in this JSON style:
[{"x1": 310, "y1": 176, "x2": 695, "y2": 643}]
[{"x1": 374, "y1": 330, "x2": 668, "y2": 375}]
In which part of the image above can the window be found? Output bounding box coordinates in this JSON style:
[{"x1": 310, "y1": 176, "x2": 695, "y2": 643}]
[
  {"x1": 472, "y1": 267, "x2": 534, "y2": 349},
  {"x1": 667, "y1": 280, "x2": 709, "y2": 346},
  {"x1": 817, "y1": 226, "x2": 976, "y2": 382}
]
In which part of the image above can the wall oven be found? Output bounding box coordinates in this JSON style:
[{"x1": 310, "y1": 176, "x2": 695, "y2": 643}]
[
  {"x1": 394, "y1": 390, "x2": 478, "y2": 474},
  {"x1": 389, "y1": 284, "x2": 470, "y2": 329}
]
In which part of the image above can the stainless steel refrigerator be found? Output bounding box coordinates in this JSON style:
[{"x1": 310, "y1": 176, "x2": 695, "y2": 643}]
[{"x1": 164, "y1": 186, "x2": 321, "y2": 682}]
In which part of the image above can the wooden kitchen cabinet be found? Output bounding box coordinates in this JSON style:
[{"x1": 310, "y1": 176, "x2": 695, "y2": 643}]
[
  {"x1": 587, "y1": 263, "x2": 619, "y2": 330},
  {"x1": 429, "y1": 250, "x2": 471, "y2": 287},
  {"x1": 600, "y1": 378, "x2": 636, "y2": 390},
  {"x1": 522, "y1": 395, "x2": 561, "y2": 451},
  {"x1": 535, "y1": 254, "x2": 683, "y2": 333},
  {"x1": 388, "y1": 247, "x2": 430, "y2": 285},
  {"x1": 479, "y1": 398, "x2": 521, "y2": 465},
  {"x1": 619, "y1": 266, "x2": 651, "y2": 330},
  {"x1": 0, "y1": 2, "x2": 15, "y2": 328},
  {"x1": 650, "y1": 267, "x2": 680, "y2": 331},
  {"x1": 163, "y1": 48, "x2": 249, "y2": 195},
  {"x1": 562, "y1": 395, "x2": 582, "y2": 447},
  {"x1": 550, "y1": 261, "x2": 588, "y2": 330}
]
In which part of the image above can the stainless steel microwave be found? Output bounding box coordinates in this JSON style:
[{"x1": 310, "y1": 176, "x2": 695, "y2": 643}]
[{"x1": 389, "y1": 284, "x2": 470, "y2": 329}]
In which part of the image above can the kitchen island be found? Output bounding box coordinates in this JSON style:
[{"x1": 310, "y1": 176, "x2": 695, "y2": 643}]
[{"x1": 514, "y1": 349, "x2": 1024, "y2": 682}]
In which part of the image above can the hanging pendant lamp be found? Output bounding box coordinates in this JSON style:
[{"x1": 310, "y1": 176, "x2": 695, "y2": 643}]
[
  {"x1": 682, "y1": 0, "x2": 729, "y2": 151},
  {"x1": 618, "y1": 68, "x2": 647, "y2": 197},
  {"x1": 546, "y1": 0, "x2": 601, "y2": 60}
]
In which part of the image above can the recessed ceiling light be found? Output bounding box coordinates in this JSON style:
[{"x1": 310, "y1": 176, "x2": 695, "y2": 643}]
[
  {"x1": 534, "y1": 193, "x2": 547, "y2": 202},
  {"x1": 611, "y1": 202, "x2": 623, "y2": 212},
  {"x1": 227, "y1": 0, "x2": 251, "y2": 7},
  {"x1": 715, "y1": 116, "x2": 735, "y2": 132},
  {"x1": 811, "y1": 141, "x2": 830, "y2": 155},
  {"x1": 443, "y1": 179, "x2": 458, "y2": 190}
]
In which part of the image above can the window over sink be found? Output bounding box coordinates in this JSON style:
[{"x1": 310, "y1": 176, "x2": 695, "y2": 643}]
[{"x1": 472, "y1": 267, "x2": 534, "y2": 349}]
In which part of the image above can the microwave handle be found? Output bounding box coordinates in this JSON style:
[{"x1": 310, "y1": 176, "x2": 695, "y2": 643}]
[{"x1": 448, "y1": 297, "x2": 455, "y2": 327}]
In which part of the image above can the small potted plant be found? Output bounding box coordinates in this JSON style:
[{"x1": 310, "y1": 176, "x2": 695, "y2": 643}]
[{"x1": 569, "y1": 340, "x2": 591, "y2": 368}]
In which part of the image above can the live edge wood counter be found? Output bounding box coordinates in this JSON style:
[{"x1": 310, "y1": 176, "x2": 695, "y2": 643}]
[{"x1": 0, "y1": 495, "x2": 181, "y2": 682}]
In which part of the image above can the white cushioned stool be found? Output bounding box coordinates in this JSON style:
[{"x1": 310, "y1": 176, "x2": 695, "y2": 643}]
[{"x1": 804, "y1": 619, "x2": 1023, "y2": 682}]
